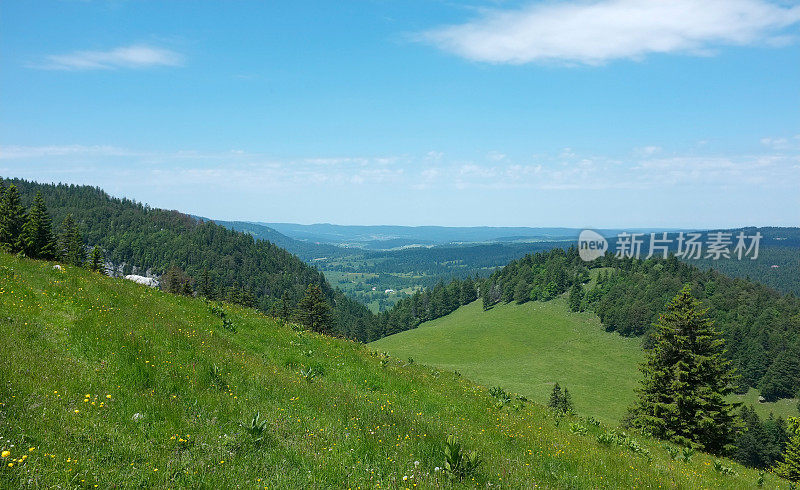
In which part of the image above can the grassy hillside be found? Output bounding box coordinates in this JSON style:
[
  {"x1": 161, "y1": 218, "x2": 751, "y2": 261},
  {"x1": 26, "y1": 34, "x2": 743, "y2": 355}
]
[
  {"x1": 371, "y1": 297, "x2": 799, "y2": 425},
  {"x1": 0, "y1": 254, "x2": 788, "y2": 488},
  {"x1": 372, "y1": 299, "x2": 643, "y2": 424}
]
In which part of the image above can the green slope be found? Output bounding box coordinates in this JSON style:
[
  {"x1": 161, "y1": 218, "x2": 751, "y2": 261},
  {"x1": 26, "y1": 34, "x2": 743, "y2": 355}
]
[
  {"x1": 372, "y1": 298, "x2": 643, "y2": 424},
  {"x1": 0, "y1": 253, "x2": 787, "y2": 488},
  {"x1": 371, "y1": 298, "x2": 799, "y2": 425}
]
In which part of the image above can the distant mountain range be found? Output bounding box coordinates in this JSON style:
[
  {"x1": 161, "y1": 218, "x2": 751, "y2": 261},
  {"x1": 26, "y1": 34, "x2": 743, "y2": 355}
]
[{"x1": 249, "y1": 222, "x2": 673, "y2": 250}]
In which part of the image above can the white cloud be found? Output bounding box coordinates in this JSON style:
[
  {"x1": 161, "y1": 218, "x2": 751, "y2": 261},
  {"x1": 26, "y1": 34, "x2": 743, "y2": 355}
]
[
  {"x1": 635, "y1": 145, "x2": 662, "y2": 157},
  {"x1": 486, "y1": 150, "x2": 507, "y2": 161},
  {"x1": 2, "y1": 143, "x2": 797, "y2": 194},
  {"x1": 32, "y1": 44, "x2": 184, "y2": 70},
  {"x1": 421, "y1": 0, "x2": 800, "y2": 65},
  {"x1": 761, "y1": 135, "x2": 800, "y2": 150},
  {"x1": 0, "y1": 144, "x2": 133, "y2": 159}
]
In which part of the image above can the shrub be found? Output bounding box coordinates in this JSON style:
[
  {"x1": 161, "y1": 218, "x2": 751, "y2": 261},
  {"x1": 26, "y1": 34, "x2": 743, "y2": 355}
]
[
  {"x1": 488, "y1": 386, "x2": 511, "y2": 407},
  {"x1": 569, "y1": 423, "x2": 588, "y2": 436},
  {"x1": 443, "y1": 435, "x2": 481, "y2": 481}
]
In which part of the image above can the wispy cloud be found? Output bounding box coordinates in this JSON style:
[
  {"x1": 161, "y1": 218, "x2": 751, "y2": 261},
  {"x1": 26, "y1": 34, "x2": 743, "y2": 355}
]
[
  {"x1": 420, "y1": 0, "x2": 800, "y2": 65},
  {"x1": 2, "y1": 143, "x2": 797, "y2": 193},
  {"x1": 31, "y1": 44, "x2": 184, "y2": 70}
]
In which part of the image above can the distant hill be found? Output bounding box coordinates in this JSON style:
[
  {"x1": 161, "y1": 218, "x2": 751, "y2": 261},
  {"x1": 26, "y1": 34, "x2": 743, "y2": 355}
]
[
  {"x1": 0, "y1": 252, "x2": 782, "y2": 488},
  {"x1": 261, "y1": 222, "x2": 632, "y2": 249},
  {"x1": 211, "y1": 220, "x2": 346, "y2": 261}
]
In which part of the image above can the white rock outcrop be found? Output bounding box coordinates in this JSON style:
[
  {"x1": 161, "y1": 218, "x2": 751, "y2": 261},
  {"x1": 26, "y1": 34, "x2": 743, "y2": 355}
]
[{"x1": 124, "y1": 275, "x2": 159, "y2": 288}]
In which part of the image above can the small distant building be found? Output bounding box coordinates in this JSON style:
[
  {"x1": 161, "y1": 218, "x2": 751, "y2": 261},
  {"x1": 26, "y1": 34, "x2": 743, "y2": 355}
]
[
  {"x1": 771, "y1": 265, "x2": 780, "y2": 269},
  {"x1": 372, "y1": 287, "x2": 377, "y2": 291},
  {"x1": 385, "y1": 289, "x2": 395, "y2": 294}
]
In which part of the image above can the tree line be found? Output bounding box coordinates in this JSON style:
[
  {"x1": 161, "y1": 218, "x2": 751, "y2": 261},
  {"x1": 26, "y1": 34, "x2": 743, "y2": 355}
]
[
  {"x1": 0, "y1": 183, "x2": 105, "y2": 273},
  {"x1": 1, "y1": 178, "x2": 373, "y2": 339}
]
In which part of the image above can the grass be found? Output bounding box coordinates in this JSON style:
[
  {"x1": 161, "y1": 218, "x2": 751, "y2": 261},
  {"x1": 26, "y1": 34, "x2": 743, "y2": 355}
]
[
  {"x1": 0, "y1": 253, "x2": 789, "y2": 488},
  {"x1": 371, "y1": 296, "x2": 798, "y2": 426},
  {"x1": 733, "y1": 389, "x2": 799, "y2": 421},
  {"x1": 372, "y1": 298, "x2": 643, "y2": 424}
]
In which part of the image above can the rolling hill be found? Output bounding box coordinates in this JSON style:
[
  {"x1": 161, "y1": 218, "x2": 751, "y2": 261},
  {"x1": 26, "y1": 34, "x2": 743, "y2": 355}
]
[
  {"x1": 0, "y1": 252, "x2": 784, "y2": 488},
  {"x1": 371, "y1": 296, "x2": 799, "y2": 425}
]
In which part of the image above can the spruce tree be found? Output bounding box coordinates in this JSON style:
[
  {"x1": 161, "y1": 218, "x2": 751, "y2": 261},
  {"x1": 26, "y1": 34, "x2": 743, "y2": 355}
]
[
  {"x1": 481, "y1": 282, "x2": 493, "y2": 311},
  {"x1": 548, "y1": 383, "x2": 563, "y2": 411},
  {"x1": 0, "y1": 184, "x2": 26, "y2": 253},
  {"x1": 89, "y1": 246, "x2": 105, "y2": 273},
  {"x1": 198, "y1": 269, "x2": 215, "y2": 299},
  {"x1": 629, "y1": 285, "x2": 738, "y2": 454},
  {"x1": 58, "y1": 214, "x2": 85, "y2": 266},
  {"x1": 22, "y1": 192, "x2": 56, "y2": 259},
  {"x1": 774, "y1": 417, "x2": 800, "y2": 482},
  {"x1": 279, "y1": 290, "x2": 292, "y2": 323},
  {"x1": 296, "y1": 284, "x2": 332, "y2": 333},
  {"x1": 569, "y1": 283, "x2": 584, "y2": 312},
  {"x1": 562, "y1": 388, "x2": 574, "y2": 414}
]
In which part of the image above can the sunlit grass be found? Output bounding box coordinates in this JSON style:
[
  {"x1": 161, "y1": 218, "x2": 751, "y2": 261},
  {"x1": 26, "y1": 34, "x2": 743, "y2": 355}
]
[{"x1": 0, "y1": 253, "x2": 788, "y2": 488}]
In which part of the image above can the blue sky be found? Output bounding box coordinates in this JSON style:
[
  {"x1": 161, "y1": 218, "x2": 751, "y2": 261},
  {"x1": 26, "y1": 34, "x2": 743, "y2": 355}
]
[{"x1": 1, "y1": 0, "x2": 799, "y2": 227}]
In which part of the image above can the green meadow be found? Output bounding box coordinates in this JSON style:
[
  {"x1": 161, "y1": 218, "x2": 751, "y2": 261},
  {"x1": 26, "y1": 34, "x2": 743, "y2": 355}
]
[
  {"x1": 372, "y1": 298, "x2": 643, "y2": 424},
  {"x1": 371, "y1": 297, "x2": 798, "y2": 426},
  {"x1": 0, "y1": 253, "x2": 789, "y2": 488}
]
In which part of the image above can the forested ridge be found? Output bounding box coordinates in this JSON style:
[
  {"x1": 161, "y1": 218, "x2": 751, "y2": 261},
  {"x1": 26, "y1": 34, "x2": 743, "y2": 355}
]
[{"x1": 1, "y1": 178, "x2": 375, "y2": 339}]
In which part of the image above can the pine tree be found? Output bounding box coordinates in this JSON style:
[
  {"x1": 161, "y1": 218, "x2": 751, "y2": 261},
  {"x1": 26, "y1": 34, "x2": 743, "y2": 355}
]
[
  {"x1": 774, "y1": 417, "x2": 800, "y2": 482},
  {"x1": 734, "y1": 406, "x2": 772, "y2": 468},
  {"x1": 548, "y1": 383, "x2": 563, "y2": 411},
  {"x1": 481, "y1": 282, "x2": 493, "y2": 311},
  {"x1": 89, "y1": 246, "x2": 105, "y2": 273},
  {"x1": 22, "y1": 192, "x2": 56, "y2": 259},
  {"x1": 629, "y1": 285, "x2": 738, "y2": 454},
  {"x1": 279, "y1": 290, "x2": 292, "y2": 323},
  {"x1": 562, "y1": 388, "x2": 574, "y2": 414},
  {"x1": 296, "y1": 284, "x2": 332, "y2": 333},
  {"x1": 58, "y1": 214, "x2": 85, "y2": 266},
  {"x1": 569, "y1": 283, "x2": 584, "y2": 312},
  {"x1": 198, "y1": 269, "x2": 215, "y2": 299},
  {"x1": 0, "y1": 184, "x2": 26, "y2": 253}
]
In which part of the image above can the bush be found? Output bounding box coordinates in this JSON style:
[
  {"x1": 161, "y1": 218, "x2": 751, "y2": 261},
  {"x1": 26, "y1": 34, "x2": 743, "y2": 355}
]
[{"x1": 443, "y1": 435, "x2": 481, "y2": 481}]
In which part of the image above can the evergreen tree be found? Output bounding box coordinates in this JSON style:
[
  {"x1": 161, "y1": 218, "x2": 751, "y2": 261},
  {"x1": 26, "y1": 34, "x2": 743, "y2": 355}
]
[
  {"x1": 0, "y1": 184, "x2": 26, "y2": 253},
  {"x1": 513, "y1": 279, "x2": 529, "y2": 304},
  {"x1": 22, "y1": 192, "x2": 56, "y2": 259},
  {"x1": 296, "y1": 284, "x2": 332, "y2": 333},
  {"x1": 198, "y1": 269, "x2": 215, "y2": 299},
  {"x1": 774, "y1": 417, "x2": 800, "y2": 482},
  {"x1": 548, "y1": 383, "x2": 563, "y2": 411},
  {"x1": 279, "y1": 290, "x2": 292, "y2": 323},
  {"x1": 58, "y1": 214, "x2": 84, "y2": 266},
  {"x1": 758, "y1": 344, "x2": 800, "y2": 401},
  {"x1": 162, "y1": 265, "x2": 191, "y2": 295},
  {"x1": 481, "y1": 282, "x2": 493, "y2": 311},
  {"x1": 569, "y1": 283, "x2": 584, "y2": 312},
  {"x1": 89, "y1": 246, "x2": 105, "y2": 273},
  {"x1": 629, "y1": 285, "x2": 738, "y2": 454},
  {"x1": 734, "y1": 406, "x2": 772, "y2": 469},
  {"x1": 562, "y1": 388, "x2": 574, "y2": 414}
]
